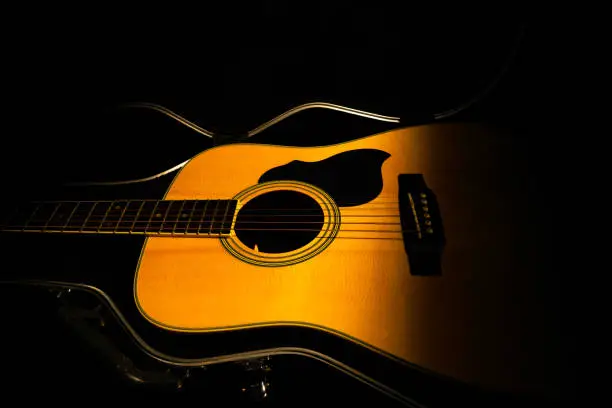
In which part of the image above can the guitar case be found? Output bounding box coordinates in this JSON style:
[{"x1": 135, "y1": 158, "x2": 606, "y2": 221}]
[{"x1": 0, "y1": 10, "x2": 560, "y2": 407}]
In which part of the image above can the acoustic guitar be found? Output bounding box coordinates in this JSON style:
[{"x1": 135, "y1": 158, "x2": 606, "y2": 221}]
[{"x1": 0, "y1": 111, "x2": 553, "y2": 406}]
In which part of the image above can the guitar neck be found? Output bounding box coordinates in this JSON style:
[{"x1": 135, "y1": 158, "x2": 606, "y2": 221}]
[{"x1": 0, "y1": 199, "x2": 238, "y2": 236}]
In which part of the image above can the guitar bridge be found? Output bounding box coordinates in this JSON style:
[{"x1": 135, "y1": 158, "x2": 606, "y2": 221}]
[{"x1": 398, "y1": 174, "x2": 446, "y2": 276}]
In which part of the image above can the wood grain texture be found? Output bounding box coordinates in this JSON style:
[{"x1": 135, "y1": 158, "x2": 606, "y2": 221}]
[{"x1": 135, "y1": 123, "x2": 555, "y2": 394}]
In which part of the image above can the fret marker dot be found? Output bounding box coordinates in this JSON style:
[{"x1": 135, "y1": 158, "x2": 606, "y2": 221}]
[
  {"x1": 114, "y1": 205, "x2": 121, "y2": 210},
  {"x1": 181, "y1": 213, "x2": 188, "y2": 218},
  {"x1": 155, "y1": 213, "x2": 162, "y2": 218}
]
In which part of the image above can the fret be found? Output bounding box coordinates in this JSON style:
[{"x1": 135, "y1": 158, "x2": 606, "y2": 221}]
[
  {"x1": 79, "y1": 202, "x2": 97, "y2": 231},
  {"x1": 175, "y1": 200, "x2": 196, "y2": 234},
  {"x1": 65, "y1": 202, "x2": 96, "y2": 232},
  {"x1": 130, "y1": 201, "x2": 146, "y2": 232},
  {"x1": 114, "y1": 200, "x2": 130, "y2": 232},
  {"x1": 220, "y1": 200, "x2": 237, "y2": 235},
  {"x1": 23, "y1": 203, "x2": 41, "y2": 229},
  {"x1": 146, "y1": 201, "x2": 172, "y2": 233},
  {"x1": 145, "y1": 201, "x2": 160, "y2": 233},
  {"x1": 188, "y1": 200, "x2": 208, "y2": 235},
  {"x1": 198, "y1": 200, "x2": 216, "y2": 235},
  {"x1": 43, "y1": 203, "x2": 61, "y2": 231},
  {"x1": 27, "y1": 202, "x2": 61, "y2": 231},
  {"x1": 207, "y1": 200, "x2": 221, "y2": 236},
  {"x1": 170, "y1": 200, "x2": 187, "y2": 234},
  {"x1": 83, "y1": 201, "x2": 113, "y2": 231},
  {"x1": 145, "y1": 201, "x2": 170, "y2": 233},
  {"x1": 159, "y1": 201, "x2": 177, "y2": 234},
  {"x1": 47, "y1": 202, "x2": 79, "y2": 231},
  {"x1": 97, "y1": 201, "x2": 115, "y2": 232},
  {"x1": 211, "y1": 201, "x2": 228, "y2": 235},
  {"x1": 159, "y1": 200, "x2": 182, "y2": 234},
  {"x1": 98, "y1": 200, "x2": 128, "y2": 232},
  {"x1": 63, "y1": 202, "x2": 80, "y2": 230},
  {"x1": 116, "y1": 201, "x2": 141, "y2": 232},
  {"x1": 133, "y1": 201, "x2": 158, "y2": 233}
]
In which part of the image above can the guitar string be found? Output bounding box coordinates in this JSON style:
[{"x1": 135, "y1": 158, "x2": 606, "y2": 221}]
[
  {"x1": 2, "y1": 222, "x2": 418, "y2": 232},
  {"x1": 4, "y1": 228, "x2": 415, "y2": 234},
  {"x1": 2, "y1": 213, "x2": 422, "y2": 233},
  {"x1": 0, "y1": 218, "x2": 420, "y2": 233},
  {"x1": 0, "y1": 230, "x2": 408, "y2": 241},
  {"x1": 18, "y1": 201, "x2": 411, "y2": 208},
  {"x1": 21, "y1": 196, "x2": 413, "y2": 204},
  {"x1": 2, "y1": 213, "x2": 420, "y2": 226},
  {"x1": 3, "y1": 208, "x2": 412, "y2": 218},
  {"x1": 4, "y1": 207, "x2": 421, "y2": 215},
  {"x1": 2, "y1": 221, "x2": 428, "y2": 237},
  {"x1": 6, "y1": 205, "x2": 417, "y2": 214},
  {"x1": 28, "y1": 194, "x2": 404, "y2": 200},
  {"x1": 24, "y1": 209, "x2": 410, "y2": 213},
  {"x1": 6, "y1": 218, "x2": 409, "y2": 226},
  {"x1": 0, "y1": 227, "x2": 419, "y2": 235}
]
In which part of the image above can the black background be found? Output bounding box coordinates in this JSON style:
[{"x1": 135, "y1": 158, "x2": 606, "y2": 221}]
[
  {"x1": 2, "y1": 10, "x2": 542, "y2": 185},
  {"x1": 1, "y1": 6, "x2": 569, "y2": 406}
]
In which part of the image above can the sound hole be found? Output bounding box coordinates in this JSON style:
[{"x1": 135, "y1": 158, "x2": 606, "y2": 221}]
[{"x1": 234, "y1": 191, "x2": 324, "y2": 254}]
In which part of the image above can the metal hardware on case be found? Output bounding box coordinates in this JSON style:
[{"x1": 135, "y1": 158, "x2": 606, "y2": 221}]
[
  {"x1": 238, "y1": 356, "x2": 272, "y2": 401},
  {"x1": 68, "y1": 102, "x2": 399, "y2": 186},
  {"x1": 247, "y1": 102, "x2": 400, "y2": 137},
  {"x1": 121, "y1": 101, "x2": 400, "y2": 140}
]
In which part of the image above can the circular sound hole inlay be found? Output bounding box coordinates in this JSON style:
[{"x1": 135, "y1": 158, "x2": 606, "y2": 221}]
[{"x1": 234, "y1": 190, "x2": 324, "y2": 254}]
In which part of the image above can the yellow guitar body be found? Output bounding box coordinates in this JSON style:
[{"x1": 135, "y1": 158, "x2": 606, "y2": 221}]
[{"x1": 134, "y1": 123, "x2": 546, "y2": 390}]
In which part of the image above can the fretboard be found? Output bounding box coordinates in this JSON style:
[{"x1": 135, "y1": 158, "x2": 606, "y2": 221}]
[{"x1": 0, "y1": 200, "x2": 238, "y2": 236}]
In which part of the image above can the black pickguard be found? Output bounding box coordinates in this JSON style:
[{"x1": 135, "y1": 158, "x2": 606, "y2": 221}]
[{"x1": 258, "y1": 149, "x2": 390, "y2": 207}]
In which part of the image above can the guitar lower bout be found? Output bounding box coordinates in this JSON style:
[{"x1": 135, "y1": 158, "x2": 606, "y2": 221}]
[
  {"x1": 133, "y1": 131, "x2": 420, "y2": 362},
  {"x1": 133, "y1": 124, "x2": 540, "y2": 395},
  {"x1": 134, "y1": 128, "x2": 444, "y2": 366}
]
